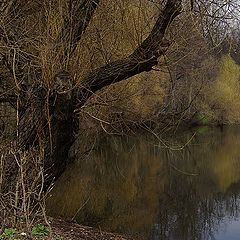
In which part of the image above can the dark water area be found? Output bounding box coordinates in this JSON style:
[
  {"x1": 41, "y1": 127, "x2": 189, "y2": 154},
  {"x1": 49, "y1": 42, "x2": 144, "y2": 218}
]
[{"x1": 47, "y1": 126, "x2": 240, "y2": 240}]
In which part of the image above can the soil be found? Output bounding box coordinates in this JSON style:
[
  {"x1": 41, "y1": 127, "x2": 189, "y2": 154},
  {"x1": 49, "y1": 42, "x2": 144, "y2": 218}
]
[{"x1": 49, "y1": 218, "x2": 137, "y2": 240}]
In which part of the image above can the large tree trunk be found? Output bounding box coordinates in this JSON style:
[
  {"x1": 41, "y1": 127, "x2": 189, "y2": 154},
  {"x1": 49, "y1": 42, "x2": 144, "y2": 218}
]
[
  {"x1": 18, "y1": 72, "x2": 77, "y2": 185},
  {"x1": 1, "y1": 0, "x2": 182, "y2": 186}
]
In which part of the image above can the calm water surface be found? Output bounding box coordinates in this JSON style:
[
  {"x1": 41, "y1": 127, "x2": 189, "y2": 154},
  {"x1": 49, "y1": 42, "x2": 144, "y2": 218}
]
[{"x1": 47, "y1": 126, "x2": 240, "y2": 240}]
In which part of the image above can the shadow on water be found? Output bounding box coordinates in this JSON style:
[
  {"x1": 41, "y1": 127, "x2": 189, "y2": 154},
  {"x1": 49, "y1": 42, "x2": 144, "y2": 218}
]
[{"x1": 47, "y1": 126, "x2": 240, "y2": 240}]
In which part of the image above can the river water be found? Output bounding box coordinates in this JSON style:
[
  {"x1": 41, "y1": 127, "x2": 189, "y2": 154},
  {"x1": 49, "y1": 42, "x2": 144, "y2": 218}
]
[{"x1": 47, "y1": 126, "x2": 240, "y2": 240}]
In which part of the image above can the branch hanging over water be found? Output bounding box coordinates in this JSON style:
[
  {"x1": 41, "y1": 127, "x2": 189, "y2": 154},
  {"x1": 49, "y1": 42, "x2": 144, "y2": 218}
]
[{"x1": 78, "y1": 0, "x2": 182, "y2": 102}]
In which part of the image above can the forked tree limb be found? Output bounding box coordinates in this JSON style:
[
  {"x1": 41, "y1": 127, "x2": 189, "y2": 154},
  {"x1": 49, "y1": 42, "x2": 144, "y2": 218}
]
[
  {"x1": 78, "y1": 0, "x2": 182, "y2": 101},
  {"x1": 12, "y1": 0, "x2": 182, "y2": 184}
]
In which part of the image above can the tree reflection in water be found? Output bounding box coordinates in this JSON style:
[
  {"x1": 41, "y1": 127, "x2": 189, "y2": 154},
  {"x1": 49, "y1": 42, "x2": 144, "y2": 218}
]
[{"x1": 47, "y1": 126, "x2": 240, "y2": 240}]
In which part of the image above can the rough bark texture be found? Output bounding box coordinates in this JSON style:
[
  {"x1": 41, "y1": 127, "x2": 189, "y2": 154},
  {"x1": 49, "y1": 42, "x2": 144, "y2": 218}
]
[
  {"x1": 18, "y1": 73, "x2": 76, "y2": 184},
  {"x1": 1, "y1": 0, "x2": 183, "y2": 185},
  {"x1": 78, "y1": 0, "x2": 182, "y2": 101}
]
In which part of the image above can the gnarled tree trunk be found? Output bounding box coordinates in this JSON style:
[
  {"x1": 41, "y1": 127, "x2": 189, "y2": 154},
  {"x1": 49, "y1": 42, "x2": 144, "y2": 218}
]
[{"x1": 1, "y1": 0, "x2": 182, "y2": 186}]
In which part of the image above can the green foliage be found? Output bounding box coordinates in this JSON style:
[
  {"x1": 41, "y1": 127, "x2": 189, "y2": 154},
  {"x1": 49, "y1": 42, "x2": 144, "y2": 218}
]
[
  {"x1": 31, "y1": 224, "x2": 49, "y2": 236},
  {"x1": 195, "y1": 113, "x2": 209, "y2": 125},
  {"x1": 0, "y1": 228, "x2": 16, "y2": 239},
  {"x1": 195, "y1": 126, "x2": 209, "y2": 134}
]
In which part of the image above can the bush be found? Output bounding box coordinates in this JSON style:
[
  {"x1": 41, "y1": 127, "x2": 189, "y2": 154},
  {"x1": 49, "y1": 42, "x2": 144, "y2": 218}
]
[{"x1": 200, "y1": 55, "x2": 240, "y2": 124}]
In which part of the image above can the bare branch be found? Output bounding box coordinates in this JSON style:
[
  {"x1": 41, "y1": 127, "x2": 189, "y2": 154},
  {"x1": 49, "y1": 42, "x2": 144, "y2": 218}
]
[
  {"x1": 0, "y1": 0, "x2": 14, "y2": 18},
  {"x1": 79, "y1": 0, "x2": 182, "y2": 101},
  {"x1": 56, "y1": 0, "x2": 100, "y2": 57}
]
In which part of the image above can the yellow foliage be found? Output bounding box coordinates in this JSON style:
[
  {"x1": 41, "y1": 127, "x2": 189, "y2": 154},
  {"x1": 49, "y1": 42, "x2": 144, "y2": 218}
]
[{"x1": 208, "y1": 55, "x2": 240, "y2": 123}]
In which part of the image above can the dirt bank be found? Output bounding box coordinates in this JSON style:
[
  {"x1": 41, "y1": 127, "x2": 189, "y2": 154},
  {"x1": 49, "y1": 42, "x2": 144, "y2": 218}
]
[{"x1": 50, "y1": 218, "x2": 137, "y2": 240}]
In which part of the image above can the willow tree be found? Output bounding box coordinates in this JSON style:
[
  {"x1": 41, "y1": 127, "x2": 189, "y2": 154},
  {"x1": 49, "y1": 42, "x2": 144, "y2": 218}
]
[{"x1": 0, "y1": 0, "x2": 182, "y2": 183}]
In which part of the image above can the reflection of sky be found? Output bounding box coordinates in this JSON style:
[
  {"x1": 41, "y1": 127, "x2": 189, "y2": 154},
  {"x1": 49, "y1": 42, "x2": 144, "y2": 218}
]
[{"x1": 215, "y1": 219, "x2": 240, "y2": 240}]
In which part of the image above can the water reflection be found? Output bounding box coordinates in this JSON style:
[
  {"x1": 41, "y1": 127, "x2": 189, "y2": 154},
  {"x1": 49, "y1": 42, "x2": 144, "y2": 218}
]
[{"x1": 47, "y1": 126, "x2": 240, "y2": 240}]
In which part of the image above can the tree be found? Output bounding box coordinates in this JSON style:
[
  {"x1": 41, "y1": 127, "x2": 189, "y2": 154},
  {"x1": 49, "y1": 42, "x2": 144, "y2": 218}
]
[
  {"x1": 0, "y1": 0, "x2": 182, "y2": 184},
  {"x1": 194, "y1": 0, "x2": 240, "y2": 50}
]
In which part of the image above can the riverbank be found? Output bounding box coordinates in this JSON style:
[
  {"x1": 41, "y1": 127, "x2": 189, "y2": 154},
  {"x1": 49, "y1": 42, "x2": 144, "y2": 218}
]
[
  {"x1": 0, "y1": 148, "x2": 136, "y2": 240},
  {"x1": 50, "y1": 218, "x2": 136, "y2": 240},
  {"x1": 0, "y1": 217, "x2": 136, "y2": 240}
]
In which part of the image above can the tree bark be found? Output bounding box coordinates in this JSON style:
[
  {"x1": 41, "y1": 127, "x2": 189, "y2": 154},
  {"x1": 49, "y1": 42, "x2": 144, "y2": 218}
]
[
  {"x1": 78, "y1": 0, "x2": 182, "y2": 102},
  {"x1": 1, "y1": 0, "x2": 183, "y2": 186}
]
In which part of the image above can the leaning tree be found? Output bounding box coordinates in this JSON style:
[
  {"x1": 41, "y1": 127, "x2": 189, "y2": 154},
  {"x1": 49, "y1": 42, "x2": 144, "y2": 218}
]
[{"x1": 0, "y1": 0, "x2": 183, "y2": 184}]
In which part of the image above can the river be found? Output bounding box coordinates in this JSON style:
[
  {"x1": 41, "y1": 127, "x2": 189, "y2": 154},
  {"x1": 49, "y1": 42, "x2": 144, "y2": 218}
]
[{"x1": 47, "y1": 126, "x2": 240, "y2": 240}]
